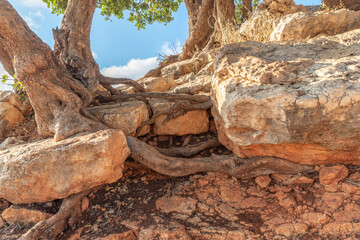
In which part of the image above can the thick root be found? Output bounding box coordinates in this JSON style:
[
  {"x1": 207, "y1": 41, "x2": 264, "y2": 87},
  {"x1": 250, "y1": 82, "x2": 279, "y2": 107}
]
[
  {"x1": 155, "y1": 138, "x2": 221, "y2": 157},
  {"x1": 20, "y1": 191, "x2": 91, "y2": 240},
  {"x1": 126, "y1": 136, "x2": 314, "y2": 178}
]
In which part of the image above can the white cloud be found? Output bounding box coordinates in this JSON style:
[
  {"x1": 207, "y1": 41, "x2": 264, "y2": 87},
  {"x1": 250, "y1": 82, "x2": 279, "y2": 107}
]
[
  {"x1": 101, "y1": 57, "x2": 158, "y2": 80},
  {"x1": 0, "y1": 64, "x2": 13, "y2": 92},
  {"x1": 24, "y1": 16, "x2": 40, "y2": 29},
  {"x1": 29, "y1": 10, "x2": 44, "y2": 20},
  {"x1": 19, "y1": 0, "x2": 47, "y2": 8},
  {"x1": 92, "y1": 52, "x2": 98, "y2": 60},
  {"x1": 161, "y1": 40, "x2": 183, "y2": 56}
]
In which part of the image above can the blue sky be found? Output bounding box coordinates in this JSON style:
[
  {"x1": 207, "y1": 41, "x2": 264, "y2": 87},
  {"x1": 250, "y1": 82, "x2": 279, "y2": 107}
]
[{"x1": 0, "y1": 0, "x2": 321, "y2": 90}]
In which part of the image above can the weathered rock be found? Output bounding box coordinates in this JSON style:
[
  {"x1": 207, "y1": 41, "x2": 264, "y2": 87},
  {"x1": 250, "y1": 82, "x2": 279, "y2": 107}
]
[
  {"x1": 0, "y1": 102, "x2": 24, "y2": 130},
  {"x1": 301, "y1": 212, "x2": 332, "y2": 226},
  {"x1": 156, "y1": 195, "x2": 198, "y2": 215},
  {"x1": 1, "y1": 205, "x2": 52, "y2": 224},
  {"x1": 275, "y1": 223, "x2": 308, "y2": 237},
  {"x1": 137, "y1": 77, "x2": 176, "y2": 92},
  {"x1": 212, "y1": 30, "x2": 360, "y2": 165},
  {"x1": 319, "y1": 165, "x2": 349, "y2": 185},
  {"x1": 149, "y1": 99, "x2": 209, "y2": 136},
  {"x1": 0, "y1": 129, "x2": 130, "y2": 204},
  {"x1": 270, "y1": 10, "x2": 360, "y2": 41},
  {"x1": 255, "y1": 175, "x2": 271, "y2": 188},
  {"x1": 88, "y1": 101, "x2": 149, "y2": 136},
  {"x1": 138, "y1": 217, "x2": 191, "y2": 240},
  {"x1": 99, "y1": 230, "x2": 136, "y2": 240},
  {"x1": 258, "y1": 0, "x2": 307, "y2": 16},
  {"x1": 0, "y1": 91, "x2": 28, "y2": 115},
  {"x1": 239, "y1": 0, "x2": 306, "y2": 42},
  {"x1": 0, "y1": 137, "x2": 24, "y2": 149}
]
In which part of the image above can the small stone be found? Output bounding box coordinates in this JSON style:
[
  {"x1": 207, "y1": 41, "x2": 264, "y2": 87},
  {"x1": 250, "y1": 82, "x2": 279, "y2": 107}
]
[
  {"x1": 255, "y1": 175, "x2": 271, "y2": 188},
  {"x1": 2, "y1": 205, "x2": 53, "y2": 224},
  {"x1": 275, "y1": 223, "x2": 308, "y2": 237},
  {"x1": 319, "y1": 165, "x2": 349, "y2": 185},
  {"x1": 301, "y1": 212, "x2": 331, "y2": 226},
  {"x1": 157, "y1": 135, "x2": 169, "y2": 142},
  {"x1": 81, "y1": 197, "x2": 90, "y2": 212},
  {"x1": 156, "y1": 195, "x2": 197, "y2": 215},
  {"x1": 99, "y1": 230, "x2": 136, "y2": 240}
]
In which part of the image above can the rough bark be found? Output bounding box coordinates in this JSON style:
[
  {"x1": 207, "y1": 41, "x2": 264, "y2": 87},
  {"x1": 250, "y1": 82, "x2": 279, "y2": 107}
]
[
  {"x1": 242, "y1": 0, "x2": 253, "y2": 20},
  {"x1": 127, "y1": 136, "x2": 314, "y2": 178},
  {"x1": 0, "y1": 0, "x2": 105, "y2": 141},
  {"x1": 180, "y1": 0, "x2": 235, "y2": 60},
  {"x1": 322, "y1": 0, "x2": 360, "y2": 10}
]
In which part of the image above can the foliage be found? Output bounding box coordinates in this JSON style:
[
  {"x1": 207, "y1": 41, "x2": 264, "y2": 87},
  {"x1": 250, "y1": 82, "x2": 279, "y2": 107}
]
[
  {"x1": 42, "y1": 0, "x2": 183, "y2": 29},
  {"x1": 234, "y1": 0, "x2": 260, "y2": 24},
  {"x1": 1, "y1": 71, "x2": 27, "y2": 101}
]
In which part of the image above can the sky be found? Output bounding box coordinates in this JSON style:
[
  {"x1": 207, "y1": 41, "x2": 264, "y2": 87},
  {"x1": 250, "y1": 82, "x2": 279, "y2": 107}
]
[{"x1": 0, "y1": 0, "x2": 321, "y2": 91}]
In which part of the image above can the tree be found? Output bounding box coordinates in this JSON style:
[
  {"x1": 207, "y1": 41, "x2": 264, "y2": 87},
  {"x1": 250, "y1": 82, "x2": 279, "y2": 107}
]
[
  {"x1": 0, "y1": 0, "x2": 311, "y2": 238},
  {"x1": 179, "y1": 0, "x2": 236, "y2": 60}
]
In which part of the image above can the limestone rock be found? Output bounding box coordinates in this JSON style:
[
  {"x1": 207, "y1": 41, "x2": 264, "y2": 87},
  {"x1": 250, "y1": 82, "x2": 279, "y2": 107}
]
[
  {"x1": 138, "y1": 217, "x2": 191, "y2": 240},
  {"x1": 212, "y1": 29, "x2": 360, "y2": 165},
  {"x1": 0, "y1": 102, "x2": 24, "y2": 130},
  {"x1": 0, "y1": 91, "x2": 29, "y2": 115},
  {"x1": 88, "y1": 101, "x2": 149, "y2": 136},
  {"x1": 1, "y1": 205, "x2": 52, "y2": 224},
  {"x1": 137, "y1": 77, "x2": 176, "y2": 92},
  {"x1": 319, "y1": 165, "x2": 349, "y2": 185},
  {"x1": 258, "y1": 0, "x2": 307, "y2": 16},
  {"x1": 156, "y1": 195, "x2": 198, "y2": 215},
  {"x1": 99, "y1": 230, "x2": 136, "y2": 240},
  {"x1": 275, "y1": 223, "x2": 308, "y2": 237},
  {"x1": 0, "y1": 137, "x2": 24, "y2": 149},
  {"x1": 255, "y1": 175, "x2": 271, "y2": 188},
  {"x1": 0, "y1": 129, "x2": 130, "y2": 204},
  {"x1": 149, "y1": 99, "x2": 209, "y2": 136},
  {"x1": 270, "y1": 10, "x2": 360, "y2": 41}
]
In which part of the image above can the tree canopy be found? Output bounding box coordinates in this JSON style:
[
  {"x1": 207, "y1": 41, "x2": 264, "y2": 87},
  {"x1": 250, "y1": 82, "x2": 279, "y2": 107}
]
[{"x1": 42, "y1": 0, "x2": 183, "y2": 29}]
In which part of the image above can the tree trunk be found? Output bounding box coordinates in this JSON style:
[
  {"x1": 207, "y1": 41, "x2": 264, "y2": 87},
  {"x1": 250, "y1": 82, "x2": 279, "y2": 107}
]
[
  {"x1": 242, "y1": 0, "x2": 253, "y2": 20},
  {"x1": 0, "y1": 0, "x2": 105, "y2": 141},
  {"x1": 179, "y1": 0, "x2": 235, "y2": 60},
  {"x1": 322, "y1": 0, "x2": 360, "y2": 10}
]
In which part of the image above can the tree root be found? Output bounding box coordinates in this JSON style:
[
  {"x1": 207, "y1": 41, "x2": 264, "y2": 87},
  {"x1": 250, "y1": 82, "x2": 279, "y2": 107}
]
[
  {"x1": 100, "y1": 75, "x2": 146, "y2": 93},
  {"x1": 126, "y1": 136, "x2": 314, "y2": 178},
  {"x1": 20, "y1": 190, "x2": 91, "y2": 240},
  {"x1": 135, "y1": 99, "x2": 213, "y2": 136},
  {"x1": 155, "y1": 138, "x2": 221, "y2": 157},
  {"x1": 98, "y1": 92, "x2": 210, "y2": 103}
]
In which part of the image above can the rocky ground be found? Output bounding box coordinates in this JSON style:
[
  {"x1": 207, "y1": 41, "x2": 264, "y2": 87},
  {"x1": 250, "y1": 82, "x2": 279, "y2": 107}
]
[{"x1": 1, "y1": 131, "x2": 360, "y2": 239}]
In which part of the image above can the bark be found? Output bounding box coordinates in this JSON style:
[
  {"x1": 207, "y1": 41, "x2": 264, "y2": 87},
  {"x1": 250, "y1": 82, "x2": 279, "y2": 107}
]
[
  {"x1": 0, "y1": 0, "x2": 105, "y2": 141},
  {"x1": 180, "y1": 0, "x2": 235, "y2": 60},
  {"x1": 322, "y1": 0, "x2": 360, "y2": 10},
  {"x1": 127, "y1": 136, "x2": 314, "y2": 178},
  {"x1": 242, "y1": 0, "x2": 253, "y2": 20}
]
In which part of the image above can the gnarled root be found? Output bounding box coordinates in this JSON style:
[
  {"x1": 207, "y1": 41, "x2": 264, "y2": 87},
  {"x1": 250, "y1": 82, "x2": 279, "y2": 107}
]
[
  {"x1": 155, "y1": 138, "x2": 221, "y2": 157},
  {"x1": 20, "y1": 190, "x2": 91, "y2": 240},
  {"x1": 126, "y1": 136, "x2": 314, "y2": 178}
]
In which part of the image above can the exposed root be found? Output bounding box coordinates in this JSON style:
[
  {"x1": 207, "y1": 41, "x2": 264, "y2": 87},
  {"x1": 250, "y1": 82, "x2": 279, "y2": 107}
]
[
  {"x1": 98, "y1": 92, "x2": 210, "y2": 103},
  {"x1": 136, "y1": 99, "x2": 213, "y2": 136},
  {"x1": 100, "y1": 75, "x2": 146, "y2": 93},
  {"x1": 126, "y1": 136, "x2": 314, "y2": 178},
  {"x1": 155, "y1": 138, "x2": 221, "y2": 157},
  {"x1": 20, "y1": 190, "x2": 91, "y2": 240}
]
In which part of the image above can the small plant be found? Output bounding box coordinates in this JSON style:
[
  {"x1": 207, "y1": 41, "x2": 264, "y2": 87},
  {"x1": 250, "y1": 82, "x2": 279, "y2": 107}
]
[{"x1": 1, "y1": 71, "x2": 27, "y2": 101}]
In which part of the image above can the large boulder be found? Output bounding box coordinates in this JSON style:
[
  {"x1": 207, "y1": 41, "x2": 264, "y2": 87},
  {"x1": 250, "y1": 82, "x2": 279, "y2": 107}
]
[
  {"x1": 211, "y1": 30, "x2": 360, "y2": 165},
  {"x1": 88, "y1": 101, "x2": 150, "y2": 136},
  {"x1": 270, "y1": 9, "x2": 360, "y2": 41},
  {"x1": 0, "y1": 129, "x2": 130, "y2": 204},
  {"x1": 0, "y1": 102, "x2": 24, "y2": 130},
  {"x1": 149, "y1": 99, "x2": 209, "y2": 136}
]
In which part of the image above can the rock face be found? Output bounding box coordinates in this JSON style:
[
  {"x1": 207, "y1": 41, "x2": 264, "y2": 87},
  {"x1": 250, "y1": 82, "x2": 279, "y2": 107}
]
[
  {"x1": 149, "y1": 99, "x2": 209, "y2": 136},
  {"x1": 0, "y1": 129, "x2": 130, "y2": 204},
  {"x1": 270, "y1": 10, "x2": 360, "y2": 41},
  {"x1": 88, "y1": 101, "x2": 149, "y2": 136},
  {"x1": 212, "y1": 30, "x2": 360, "y2": 165}
]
